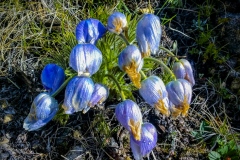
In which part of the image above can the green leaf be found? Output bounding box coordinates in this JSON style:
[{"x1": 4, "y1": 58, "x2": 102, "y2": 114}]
[{"x1": 208, "y1": 151, "x2": 221, "y2": 160}]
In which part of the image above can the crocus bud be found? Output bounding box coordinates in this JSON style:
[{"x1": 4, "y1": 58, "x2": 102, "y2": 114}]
[
  {"x1": 115, "y1": 99, "x2": 142, "y2": 141},
  {"x1": 166, "y1": 79, "x2": 192, "y2": 118},
  {"x1": 136, "y1": 14, "x2": 161, "y2": 57},
  {"x1": 83, "y1": 83, "x2": 109, "y2": 113},
  {"x1": 107, "y1": 12, "x2": 127, "y2": 34},
  {"x1": 76, "y1": 18, "x2": 107, "y2": 44},
  {"x1": 118, "y1": 45, "x2": 143, "y2": 88},
  {"x1": 23, "y1": 93, "x2": 58, "y2": 131},
  {"x1": 130, "y1": 122, "x2": 157, "y2": 159},
  {"x1": 70, "y1": 44, "x2": 102, "y2": 76},
  {"x1": 173, "y1": 59, "x2": 195, "y2": 86},
  {"x1": 41, "y1": 64, "x2": 65, "y2": 95},
  {"x1": 139, "y1": 76, "x2": 170, "y2": 116},
  {"x1": 62, "y1": 76, "x2": 94, "y2": 114}
]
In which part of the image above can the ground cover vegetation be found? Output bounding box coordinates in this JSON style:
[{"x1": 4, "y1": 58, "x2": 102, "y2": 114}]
[{"x1": 1, "y1": 0, "x2": 240, "y2": 159}]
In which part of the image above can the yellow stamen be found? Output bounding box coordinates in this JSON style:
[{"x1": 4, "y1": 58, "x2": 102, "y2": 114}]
[
  {"x1": 154, "y1": 98, "x2": 169, "y2": 116},
  {"x1": 113, "y1": 18, "x2": 123, "y2": 34},
  {"x1": 128, "y1": 119, "x2": 141, "y2": 141},
  {"x1": 141, "y1": 43, "x2": 151, "y2": 58},
  {"x1": 123, "y1": 61, "x2": 141, "y2": 89},
  {"x1": 181, "y1": 96, "x2": 190, "y2": 117},
  {"x1": 62, "y1": 104, "x2": 68, "y2": 112},
  {"x1": 170, "y1": 107, "x2": 182, "y2": 119}
]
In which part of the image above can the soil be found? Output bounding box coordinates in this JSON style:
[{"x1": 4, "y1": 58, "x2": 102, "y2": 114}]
[{"x1": 1, "y1": 0, "x2": 240, "y2": 160}]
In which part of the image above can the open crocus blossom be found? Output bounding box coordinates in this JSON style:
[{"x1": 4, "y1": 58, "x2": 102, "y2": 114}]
[
  {"x1": 70, "y1": 44, "x2": 102, "y2": 76},
  {"x1": 75, "y1": 18, "x2": 107, "y2": 44},
  {"x1": 173, "y1": 59, "x2": 195, "y2": 86},
  {"x1": 23, "y1": 93, "x2": 58, "y2": 131},
  {"x1": 83, "y1": 83, "x2": 109, "y2": 113},
  {"x1": 166, "y1": 79, "x2": 192, "y2": 118},
  {"x1": 107, "y1": 12, "x2": 127, "y2": 34},
  {"x1": 41, "y1": 63, "x2": 65, "y2": 95},
  {"x1": 62, "y1": 76, "x2": 94, "y2": 114},
  {"x1": 118, "y1": 45, "x2": 143, "y2": 88},
  {"x1": 136, "y1": 14, "x2": 161, "y2": 57},
  {"x1": 115, "y1": 99, "x2": 142, "y2": 141},
  {"x1": 130, "y1": 122, "x2": 157, "y2": 160},
  {"x1": 139, "y1": 76, "x2": 170, "y2": 116}
]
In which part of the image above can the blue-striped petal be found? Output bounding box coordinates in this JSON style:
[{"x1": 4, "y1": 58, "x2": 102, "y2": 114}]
[
  {"x1": 139, "y1": 76, "x2": 170, "y2": 116},
  {"x1": 118, "y1": 45, "x2": 143, "y2": 88},
  {"x1": 115, "y1": 99, "x2": 142, "y2": 141},
  {"x1": 107, "y1": 12, "x2": 127, "y2": 34},
  {"x1": 62, "y1": 76, "x2": 94, "y2": 114},
  {"x1": 130, "y1": 122, "x2": 157, "y2": 159},
  {"x1": 136, "y1": 14, "x2": 161, "y2": 57},
  {"x1": 76, "y1": 18, "x2": 106, "y2": 44},
  {"x1": 23, "y1": 93, "x2": 58, "y2": 131},
  {"x1": 69, "y1": 44, "x2": 102, "y2": 76},
  {"x1": 83, "y1": 83, "x2": 109, "y2": 113},
  {"x1": 41, "y1": 64, "x2": 65, "y2": 95},
  {"x1": 166, "y1": 79, "x2": 192, "y2": 117}
]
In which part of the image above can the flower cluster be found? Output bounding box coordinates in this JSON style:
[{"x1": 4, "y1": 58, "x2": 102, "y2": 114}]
[{"x1": 23, "y1": 11, "x2": 195, "y2": 159}]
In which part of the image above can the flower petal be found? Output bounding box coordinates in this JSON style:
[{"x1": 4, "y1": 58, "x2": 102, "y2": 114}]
[{"x1": 107, "y1": 12, "x2": 127, "y2": 34}]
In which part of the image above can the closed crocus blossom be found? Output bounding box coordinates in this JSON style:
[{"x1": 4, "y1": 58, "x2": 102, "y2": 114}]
[
  {"x1": 139, "y1": 76, "x2": 170, "y2": 116},
  {"x1": 83, "y1": 83, "x2": 109, "y2": 113},
  {"x1": 173, "y1": 59, "x2": 195, "y2": 86},
  {"x1": 130, "y1": 122, "x2": 157, "y2": 160},
  {"x1": 166, "y1": 79, "x2": 192, "y2": 118},
  {"x1": 115, "y1": 99, "x2": 142, "y2": 141},
  {"x1": 23, "y1": 93, "x2": 58, "y2": 131},
  {"x1": 76, "y1": 18, "x2": 107, "y2": 44},
  {"x1": 107, "y1": 12, "x2": 127, "y2": 34},
  {"x1": 70, "y1": 44, "x2": 102, "y2": 76},
  {"x1": 41, "y1": 64, "x2": 65, "y2": 95},
  {"x1": 118, "y1": 45, "x2": 143, "y2": 88},
  {"x1": 136, "y1": 14, "x2": 161, "y2": 57},
  {"x1": 62, "y1": 76, "x2": 94, "y2": 114}
]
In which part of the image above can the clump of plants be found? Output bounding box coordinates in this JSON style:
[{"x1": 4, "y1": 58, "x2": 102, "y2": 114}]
[{"x1": 22, "y1": 9, "x2": 195, "y2": 159}]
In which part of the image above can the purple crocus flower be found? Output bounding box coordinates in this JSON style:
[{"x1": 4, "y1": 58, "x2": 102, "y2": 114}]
[
  {"x1": 23, "y1": 93, "x2": 59, "y2": 131},
  {"x1": 136, "y1": 14, "x2": 162, "y2": 57},
  {"x1": 75, "y1": 18, "x2": 107, "y2": 45},
  {"x1": 41, "y1": 64, "x2": 65, "y2": 95},
  {"x1": 173, "y1": 59, "x2": 195, "y2": 86},
  {"x1": 83, "y1": 83, "x2": 109, "y2": 113},
  {"x1": 139, "y1": 76, "x2": 170, "y2": 116},
  {"x1": 130, "y1": 122, "x2": 157, "y2": 159},
  {"x1": 166, "y1": 79, "x2": 192, "y2": 118},
  {"x1": 62, "y1": 76, "x2": 94, "y2": 114},
  {"x1": 118, "y1": 45, "x2": 143, "y2": 88},
  {"x1": 107, "y1": 12, "x2": 127, "y2": 34},
  {"x1": 69, "y1": 44, "x2": 102, "y2": 76},
  {"x1": 115, "y1": 99, "x2": 142, "y2": 141}
]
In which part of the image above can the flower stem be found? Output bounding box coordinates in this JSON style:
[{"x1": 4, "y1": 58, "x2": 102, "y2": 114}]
[
  {"x1": 119, "y1": 32, "x2": 130, "y2": 45},
  {"x1": 140, "y1": 70, "x2": 147, "y2": 80},
  {"x1": 160, "y1": 46, "x2": 179, "y2": 62},
  {"x1": 144, "y1": 57, "x2": 176, "y2": 80},
  {"x1": 51, "y1": 73, "x2": 77, "y2": 98},
  {"x1": 104, "y1": 74, "x2": 126, "y2": 100}
]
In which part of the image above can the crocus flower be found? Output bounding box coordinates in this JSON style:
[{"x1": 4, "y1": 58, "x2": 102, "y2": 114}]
[
  {"x1": 173, "y1": 59, "x2": 195, "y2": 86},
  {"x1": 75, "y1": 18, "x2": 107, "y2": 44},
  {"x1": 23, "y1": 93, "x2": 58, "y2": 131},
  {"x1": 115, "y1": 99, "x2": 142, "y2": 141},
  {"x1": 136, "y1": 14, "x2": 161, "y2": 57},
  {"x1": 139, "y1": 76, "x2": 170, "y2": 116},
  {"x1": 118, "y1": 45, "x2": 143, "y2": 88},
  {"x1": 166, "y1": 79, "x2": 192, "y2": 118},
  {"x1": 83, "y1": 83, "x2": 109, "y2": 113},
  {"x1": 41, "y1": 64, "x2": 65, "y2": 95},
  {"x1": 107, "y1": 12, "x2": 127, "y2": 34},
  {"x1": 62, "y1": 76, "x2": 94, "y2": 114},
  {"x1": 130, "y1": 122, "x2": 157, "y2": 160},
  {"x1": 70, "y1": 44, "x2": 102, "y2": 76}
]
